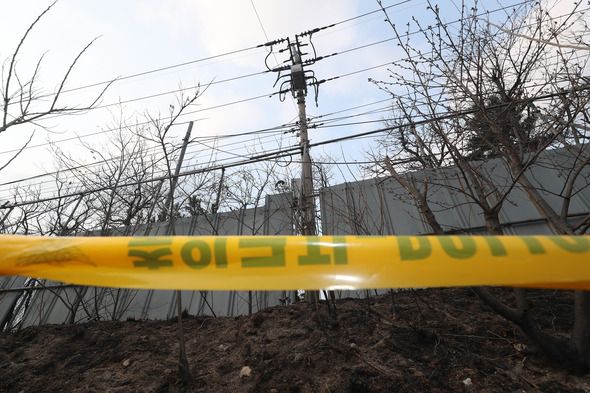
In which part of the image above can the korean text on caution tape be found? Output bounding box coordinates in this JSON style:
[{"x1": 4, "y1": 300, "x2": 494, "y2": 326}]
[{"x1": 1, "y1": 235, "x2": 589, "y2": 290}]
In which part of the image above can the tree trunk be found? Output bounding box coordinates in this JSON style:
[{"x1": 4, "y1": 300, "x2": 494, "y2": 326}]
[
  {"x1": 572, "y1": 290, "x2": 590, "y2": 373},
  {"x1": 473, "y1": 287, "x2": 587, "y2": 373},
  {"x1": 385, "y1": 156, "x2": 444, "y2": 235},
  {"x1": 510, "y1": 163, "x2": 574, "y2": 235},
  {"x1": 176, "y1": 290, "x2": 193, "y2": 386}
]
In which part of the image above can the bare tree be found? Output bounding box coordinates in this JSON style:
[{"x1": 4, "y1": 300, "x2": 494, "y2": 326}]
[
  {"x1": 140, "y1": 87, "x2": 205, "y2": 387},
  {"x1": 372, "y1": 0, "x2": 590, "y2": 372},
  {"x1": 50, "y1": 110, "x2": 164, "y2": 236},
  {"x1": 0, "y1": 184, "x2": 46, "y2": 235},
  {"x1": 0, "y1": 0, "x2": 111, "y2": 172}
]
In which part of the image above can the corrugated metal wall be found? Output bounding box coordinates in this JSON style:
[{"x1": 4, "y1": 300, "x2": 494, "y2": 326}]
[
  {"x1": 318, "y1": 148, "x2": 590, "y2": 298},
  {"x1": 320, "y1": 148, "x2": 590, "y2": 237},
  {"x1": 1, "y1": 193, "x2": 297, "y2": 330},
  {"x1": 2, "y1": 147, "x2": 590, "y2": 329}
]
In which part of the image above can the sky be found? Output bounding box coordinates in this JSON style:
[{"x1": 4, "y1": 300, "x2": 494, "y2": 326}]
[{"x1": 0, "y1": 0, "x2": 583, "y2": 204}]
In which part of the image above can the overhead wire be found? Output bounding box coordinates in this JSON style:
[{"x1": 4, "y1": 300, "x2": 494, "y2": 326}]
[
  {"x1": 102, "y1": 1, "x2": 582, "y2": 116},
  {"x1": 35, "y1": 0, "x2": 413, "y2": 102},
  {"x1": 6, "y1": 40, "x2": 577, "y2": 161},
  {"x1": 3, "y1": 86, "x2": 588, "y2": 210},
  {"x1": 0, "y1": 116, "x2": 302, "y2": 196},
  {"x1": 2, "y1": 1, "x2": 587, "y2": 199},
  {"x1": 12, "y1": 42, "x2": 271, "y2": 103},
  {"x1": 4, "y1": 0, "x2": 564, "y2": 119},
  {"x1": 0, "y1": 0, "x2": 499, "y2": 117},
  {"x1": 89, "y1": 70, "x2": 271, "y2": 111},
  {"x1": 0, "y1": 90, "x2": 283, "y2": 157},
  {"x1": 3, "y1": 0, "x2": 572, "y2": 158},
  {"x1": 1, "y1": 57, "x2": 584, "y2": 200},
  {"x1": 0, "y1": 131, "x2": 292, "y2": 198},
  {"x1": 310, "y1": 73, "x2": 582, "y2": 130},
  {"x1": 1, "y1": 59, "x2": 585, "y2": 198},
  {"x1": 250, "y1": 0, "x2": 271, "y2": 44}
]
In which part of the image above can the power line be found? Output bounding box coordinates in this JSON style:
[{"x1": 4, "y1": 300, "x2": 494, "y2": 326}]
[
  {"x1": 1, "y1": 66, "x2": 584, "y2": 195},
  {"x1": 2, "y1": 1, "x2": 587, "y2": 193},
  {"x1": 0, "y1": 0, "x2": 460, "y2": 111},
  {"x1": 85, "y1": 1, "x2": 579, "y2": 118},
  {"x1": 0, "y1": 90, "x2": 282, "y2": 157},
  {"x1": 90, "y1": 70, "x2": 271, "y2": 111},
  {"x1": 4, "y1": 0, "x2": 570, "y2": 121},
  {"x1": 3, "y1": 86, "x2": 587, "y2": 209},
  {"x1": 1, "y1": 70, "x2": 583, "y2": 202},
  {"x1": 310, "y1": 88, "x2": 590, "y2": 148},
  {"x1": 250, "y1": 0, "x2": 271, "y2": 43},
  {"x1": 481, "y1": 18, "x2": 590, "y2": 51},
  {"x1": 0, "y1": 117, "x2": 301, "y2": 194},
  {"x1": 12, "y1": 35, "x2": 576, "y2": 157},
  {"x1": 6, "y1": 0, "x2": 576, "y2": 137},
  {"x1": 19, "y1": 45, "x2": 270, "y2": 103},
  {"x1": 5, "y1": 0, "x2": 410, "y2": 108}
]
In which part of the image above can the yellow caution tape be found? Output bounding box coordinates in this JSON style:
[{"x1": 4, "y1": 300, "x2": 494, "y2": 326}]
[{"x1": 1, "y1": 235, "x2": 589, "y2": 290}]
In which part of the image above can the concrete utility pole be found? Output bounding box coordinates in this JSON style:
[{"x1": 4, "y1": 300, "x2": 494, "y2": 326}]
[
  {"x1": 289, "y1": 38, "x2": 316, "y2": 237},
  {"x1": 163, "y1": 120, "x2": 194, "y2": 386},
  {"x1": 268, "y1": 33, "x2": 323, "y2": 304},
  {"x1": 164, "y1": 120, "x2": 194, "y2": 225},
  {"x1": 288, "y1": 37, "x2": 320, "y2": 305}
]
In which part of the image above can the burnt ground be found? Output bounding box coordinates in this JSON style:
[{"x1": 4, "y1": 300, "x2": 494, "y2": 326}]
[{"x1": 1, "y1": 287, "x2": 589, "y2": 393}]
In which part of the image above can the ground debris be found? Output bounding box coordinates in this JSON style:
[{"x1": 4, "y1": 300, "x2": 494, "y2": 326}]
[
  {"x1": 1, "y1": 288, "x2": 589, "y2": 392},
  {"x1": 239, "y1": 366, "x2": 252, "y2": 378}
]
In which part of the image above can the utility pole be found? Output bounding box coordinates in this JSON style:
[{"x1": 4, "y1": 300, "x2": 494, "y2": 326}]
[
  {"x1": 163, "y1": 120, "x2": 194, "y2": 386},
  {"x1": 164, "y1": 120, "x2": 194, "y2": 225},
  {"x1": 289, "y1": 38, "x2": 316, "y2": 237},
  {"x1": 268, "y1": 31, "x2": 325, "y2": 304},
  {"x1": 288, "y1": 37, "x2": 319, "y2": 305}
]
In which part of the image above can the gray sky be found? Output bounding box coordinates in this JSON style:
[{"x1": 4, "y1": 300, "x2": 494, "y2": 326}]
[{"x1": 0, "y1": 0, "x2": 581, "y2": 202}]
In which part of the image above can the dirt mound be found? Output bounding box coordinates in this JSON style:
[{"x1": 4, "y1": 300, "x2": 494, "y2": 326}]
[{"x1": 1, "y1": 287, "x2": 589, "y2": 392}]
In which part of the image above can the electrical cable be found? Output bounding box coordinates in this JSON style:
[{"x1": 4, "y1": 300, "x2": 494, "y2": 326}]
[
  {"x1": 4, "y1": 0, "x2": 413, "y2": 109},
  {"x1": 20, "y1": 44, "x2": 271, "y2": 102},
  {"x1": 1, "y1": 66, "x2": 585, "y2": 197},
  {"x1": 0, "y1": 118, "x2": 301, "y2": 194},
  {"x1": 1, "y1": 59, "x2": 584, "y2": 202},
  {"x1": 5, "y1": 0, "x2": 530, "y2": 113},
  {"x1": 0, "y1": 90, "x2": 282, "y2": 157},
  {"x1": 90, "y1": 70, "x2": 271, "y2": 111},
  {"x1": 4, "y1": 1, "x2": 584, "y2": 159},
  {"x1": 3, "y1": 86, "x2": 587, "y2": 209},
  {"x1": 2, "y1": 2, "x2": 587, "y2": 197}
]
